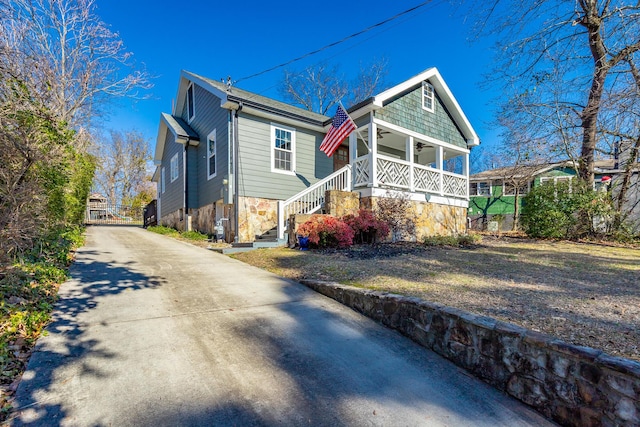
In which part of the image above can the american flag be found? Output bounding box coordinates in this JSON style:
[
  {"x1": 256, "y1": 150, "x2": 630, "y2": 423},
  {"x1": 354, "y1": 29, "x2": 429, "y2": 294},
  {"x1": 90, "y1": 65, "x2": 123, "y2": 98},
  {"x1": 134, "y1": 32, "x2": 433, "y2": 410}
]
[{"x1": 319, "y1": 105, "x2": 356, "y2": 157}]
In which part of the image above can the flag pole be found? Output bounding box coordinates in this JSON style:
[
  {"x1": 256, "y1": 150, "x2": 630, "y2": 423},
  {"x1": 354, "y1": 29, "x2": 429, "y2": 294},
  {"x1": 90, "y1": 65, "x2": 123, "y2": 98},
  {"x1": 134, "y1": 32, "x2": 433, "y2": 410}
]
[{"x1": 338, "y1": 101, "x2": 370, "y2": 153}]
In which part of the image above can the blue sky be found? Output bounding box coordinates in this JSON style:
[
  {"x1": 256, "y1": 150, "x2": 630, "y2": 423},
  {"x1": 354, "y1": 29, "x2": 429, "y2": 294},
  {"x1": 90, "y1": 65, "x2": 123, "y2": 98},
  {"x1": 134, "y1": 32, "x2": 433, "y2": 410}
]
[{"x1": 95, "y1": 0, "x2": 498, "y2": 152}]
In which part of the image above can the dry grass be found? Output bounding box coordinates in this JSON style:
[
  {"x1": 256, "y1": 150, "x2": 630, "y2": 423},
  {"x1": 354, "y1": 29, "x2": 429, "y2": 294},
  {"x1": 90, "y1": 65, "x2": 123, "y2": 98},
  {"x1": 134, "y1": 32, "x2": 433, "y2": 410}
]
[{"x1": 232, "y1": 236, "x2": 640, "y2": 361}]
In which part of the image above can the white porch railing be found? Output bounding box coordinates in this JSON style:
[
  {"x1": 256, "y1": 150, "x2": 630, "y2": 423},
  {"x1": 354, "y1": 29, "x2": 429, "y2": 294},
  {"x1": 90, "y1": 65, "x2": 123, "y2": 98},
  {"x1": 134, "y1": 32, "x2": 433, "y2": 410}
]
[
  {"x1": 277, "y1": 165, "x2": 352, "y2": 239},
  {"x1": 355, "y1": 154, "x2": 468, "y2": 199}
]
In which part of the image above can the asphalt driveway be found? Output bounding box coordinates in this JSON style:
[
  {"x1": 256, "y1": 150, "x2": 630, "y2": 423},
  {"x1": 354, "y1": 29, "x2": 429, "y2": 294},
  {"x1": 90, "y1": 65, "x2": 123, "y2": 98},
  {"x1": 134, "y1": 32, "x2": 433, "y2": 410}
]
[{"x1": 11, "y1": 226, "x2": 554, "y2": 426}]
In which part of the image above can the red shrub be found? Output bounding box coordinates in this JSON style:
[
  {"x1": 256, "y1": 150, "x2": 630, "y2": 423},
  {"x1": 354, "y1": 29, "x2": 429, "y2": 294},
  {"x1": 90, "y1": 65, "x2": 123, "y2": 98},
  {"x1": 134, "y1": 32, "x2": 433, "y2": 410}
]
[
  {"x1": 343, "y1": 209, "x2": 390, "y2": 244},
  {"x1": 297, "y1": 215, "x2": 354, "y2": 248}
]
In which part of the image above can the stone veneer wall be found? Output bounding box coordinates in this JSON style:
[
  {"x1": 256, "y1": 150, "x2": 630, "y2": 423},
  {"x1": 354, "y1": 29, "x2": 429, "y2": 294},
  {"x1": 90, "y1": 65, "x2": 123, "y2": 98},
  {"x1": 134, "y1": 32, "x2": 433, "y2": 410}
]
[
  {"x1": 325, "y1": 190, "x2": 360, "y2": 217},
  {"x1": 189, "y1": 201, "x2": 235, "y2": 242},
  {"x1": 237, "y1": 196, "x2": 278, "y2": 243},
  {"x1": 361, "y1": 196, "x2": 467, "y2": 238},
  {"x1": 159, "y1": 209, "x2": 185, "y2": 231},
  {"x1": 190, "y1": 203, "x2": 217, "y2": 235},
  {"x1": 301, "y1": 280, "x2": 640, "y2": 427}
]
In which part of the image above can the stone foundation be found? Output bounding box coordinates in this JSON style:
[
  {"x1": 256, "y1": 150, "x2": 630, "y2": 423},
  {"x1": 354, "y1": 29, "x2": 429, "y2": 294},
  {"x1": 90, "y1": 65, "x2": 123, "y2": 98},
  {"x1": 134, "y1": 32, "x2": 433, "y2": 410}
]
[
  {"x1": 361, "y1": 196, "x2": 467, "y2": 238},
  {"x1": 190, "y1": 203, "x2": 216, "y2": 235},
  {"x1": 325, "y1": 190, "x2": 360, "y2": 217},
  {"x1": 301, "y1": 280, "x2": 640, "y2": 427},
  {"x1": 189, "y1": 201, "x2": 234, "y2": 242},
  {"x1": 237, "y1": 196, "x2": 278, "y2": 243},
  {"x1": 159, "y1": 209, "x2": 185, "y2": 231}
]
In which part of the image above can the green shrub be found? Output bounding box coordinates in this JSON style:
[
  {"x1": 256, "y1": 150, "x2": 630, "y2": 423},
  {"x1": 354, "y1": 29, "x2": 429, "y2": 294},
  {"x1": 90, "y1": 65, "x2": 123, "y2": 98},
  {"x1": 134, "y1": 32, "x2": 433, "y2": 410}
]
[
  {"x1": 521, "y1": 180, "x2": 615, "y2": 239},
  {"x1": 181, "y1": 230, "x2": 209, "y2": 241},
  {"x1": 0, "y1": 224, "x2": 82, "y2": 402},
  {"x1": 147, "y1": 226, "x2": 180, "y2": 237}
]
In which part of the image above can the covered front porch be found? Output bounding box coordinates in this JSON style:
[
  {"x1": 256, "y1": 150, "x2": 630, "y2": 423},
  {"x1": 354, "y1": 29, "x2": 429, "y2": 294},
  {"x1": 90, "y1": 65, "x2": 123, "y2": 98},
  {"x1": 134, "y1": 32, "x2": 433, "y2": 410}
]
[{"x1": 346, "y1": 119, "x2": 469, "y2": 203}]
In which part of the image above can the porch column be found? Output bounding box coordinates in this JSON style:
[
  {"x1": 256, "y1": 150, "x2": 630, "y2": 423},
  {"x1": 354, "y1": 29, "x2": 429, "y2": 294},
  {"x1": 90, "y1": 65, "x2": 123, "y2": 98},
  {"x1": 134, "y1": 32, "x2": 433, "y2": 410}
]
[
  {"x1": 370, "y1": 118, "x2": 378, "y2": 187},
  {"x1": 407, "y1": 136, "x2": 414, "y2": 192},
  {"x1": 437, "y1": 146, "x2": 444, "y2": 196},
  {"x1": 349, "y1": 132, "x2": 357, "y2": 189},
  {"x1": 463, "y1": 152, "x2": 470, "y2": 198}
]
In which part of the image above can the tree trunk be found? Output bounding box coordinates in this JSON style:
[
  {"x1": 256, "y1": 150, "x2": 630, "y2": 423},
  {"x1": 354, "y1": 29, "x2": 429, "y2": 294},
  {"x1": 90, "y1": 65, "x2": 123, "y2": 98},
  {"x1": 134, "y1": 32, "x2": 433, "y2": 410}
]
[
  {"x1": 578, "y1": 10, "x2": 609, "y2": 186},
  {"x1": 512, "y1": 191, "x2": 520, "y2": 231}
]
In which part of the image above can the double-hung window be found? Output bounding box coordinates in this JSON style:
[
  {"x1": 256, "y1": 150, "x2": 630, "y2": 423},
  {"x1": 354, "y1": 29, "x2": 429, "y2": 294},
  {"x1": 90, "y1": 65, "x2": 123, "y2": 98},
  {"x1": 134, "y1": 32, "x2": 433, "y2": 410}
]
[
  {"x1": 504, "y1": 181, "x2": 529, "y2": 196},
  {"x1": 207, "y1": 130, "x2": 217, "y2": 179},
  {"x1": 540, "y1": 176, "x2": 573, "y2": 186},
  {"x1": 272, "y1": 124, "x2": 295, "y2": 174},
  {"x1": 422, "y1": 81, "x2": 435, "y2": 112},
  {"x1": 470, "y1": 181, "x2": 491, "y2": 196},
  {"x1": 170, "y1": 153, "x2": 179, "y2": 182}
]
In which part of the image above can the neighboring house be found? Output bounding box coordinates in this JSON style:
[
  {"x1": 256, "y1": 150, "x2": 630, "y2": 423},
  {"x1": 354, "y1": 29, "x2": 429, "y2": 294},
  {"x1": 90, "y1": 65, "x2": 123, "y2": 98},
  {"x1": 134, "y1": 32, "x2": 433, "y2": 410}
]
[
  {"x1": 469, "y1": 160, "x2": 640, "y2": 231},
  {"x1": 86, "y1": 193, "x2": 109, "y2": 221},
  {"x1": 153, "y1": 68, "x2": 479, "y2": 244}
]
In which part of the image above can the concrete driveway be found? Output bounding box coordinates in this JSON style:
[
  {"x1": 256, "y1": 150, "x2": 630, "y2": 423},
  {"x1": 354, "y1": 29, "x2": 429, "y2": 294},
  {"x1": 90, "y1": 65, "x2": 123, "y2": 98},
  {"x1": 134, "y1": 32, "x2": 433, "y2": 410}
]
[{"x1": 11, "y1": 226, "x2": 554, "y2": 426}]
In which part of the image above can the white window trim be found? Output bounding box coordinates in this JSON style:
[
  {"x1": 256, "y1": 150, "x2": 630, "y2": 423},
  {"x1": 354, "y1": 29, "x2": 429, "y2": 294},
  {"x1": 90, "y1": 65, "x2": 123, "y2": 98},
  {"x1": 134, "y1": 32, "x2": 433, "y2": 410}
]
[
  {"x1": 503, "y1": 181, "x2": 530, "y2": 196},
  {"x1": 187, "y1": 82, "x2": 195, "y2": 123},
  {"x1": 207, "y1": 129, "x2": 217, "y2": 180},
  {"x1": 170, "y1": 153, "x2": 179, "y2": 182},
  {"x1": 540, "y1": 176, "x2": 573, "y2": 185},
  {"x1": 270, "y1": 123, "x2": 296, "y2": 175},
  {"x1": 161, "y1": 167, "x2": 166, "y2": 193},
  {"x1": 422, "y1": 81, "x2": 435, "y2": 113},
  {"x1": 472, "y1": 181, "x2": 491, "y2": 196}
]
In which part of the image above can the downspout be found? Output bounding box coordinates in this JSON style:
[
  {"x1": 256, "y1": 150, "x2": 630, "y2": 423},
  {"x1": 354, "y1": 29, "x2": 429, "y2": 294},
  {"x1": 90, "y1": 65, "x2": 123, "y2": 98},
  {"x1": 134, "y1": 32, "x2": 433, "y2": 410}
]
[
  {"x1": 233, "y1": 102, "x2": 243, "y2": 242},
  {"x1": 183, "y1": 141, "x2": 189, "y2": 231},
  {"x1": 183, "y1": 136, "x2": 193, "y2": 232}
]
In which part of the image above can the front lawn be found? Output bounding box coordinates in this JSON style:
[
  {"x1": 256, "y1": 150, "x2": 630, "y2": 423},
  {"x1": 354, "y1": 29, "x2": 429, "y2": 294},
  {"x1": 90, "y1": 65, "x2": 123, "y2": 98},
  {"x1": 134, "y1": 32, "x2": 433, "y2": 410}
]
[{"x1": 232, "y1": 236, "x2": 640, "y2": 361}]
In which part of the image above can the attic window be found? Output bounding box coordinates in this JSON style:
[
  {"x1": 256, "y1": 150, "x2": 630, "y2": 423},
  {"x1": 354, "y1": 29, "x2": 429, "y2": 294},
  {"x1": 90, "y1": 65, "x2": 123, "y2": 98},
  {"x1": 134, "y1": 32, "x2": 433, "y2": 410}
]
[
  {"x1": 187, "y1": 82, "x2": 195, "y2": 122},
  {"x1": 422, "y1": 81, "x2": 434, "y2": 113}
]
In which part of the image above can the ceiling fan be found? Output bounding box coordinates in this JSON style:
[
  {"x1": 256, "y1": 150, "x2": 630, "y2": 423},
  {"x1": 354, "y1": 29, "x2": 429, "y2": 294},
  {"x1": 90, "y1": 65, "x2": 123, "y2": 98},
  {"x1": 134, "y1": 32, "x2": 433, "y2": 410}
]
[
  {"x1": 377, "y1": 129, "x2": 391, "y2": 139},
  {"x1": 362, "y1": 128, "x2": 391, "y2": 139},
  {"x1": 415, "y1": 142, "x2": 432, "y2": 152}
]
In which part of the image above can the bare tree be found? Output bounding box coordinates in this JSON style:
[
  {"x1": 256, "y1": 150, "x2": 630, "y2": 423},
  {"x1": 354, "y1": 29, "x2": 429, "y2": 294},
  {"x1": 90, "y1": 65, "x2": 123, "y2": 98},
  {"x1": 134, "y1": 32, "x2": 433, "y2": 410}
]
[
  {"x1": 375, "y1": 191, "x2": 416, "y2": 242},
  {"x1": 598, "y1": 57, "x2": 640, "y2": 228},
  {"x1": 93, "y1": 130, "x2": 151, "y2": 206},
  {"x1": 348, "y1": 57, "x2": 389, "y2": 106},
  {"x1": 280, "y1": 59, "x2": 388, "y2": 115},
  {"x1": 0, "y1": 0, "x2": 152, "y2": 130},
  {"x1": 0, "y1": 0, "x2": 151, "y2": 263},
  {"x1": 469, "y1": 0, "x2": 640, "y2": 186}
]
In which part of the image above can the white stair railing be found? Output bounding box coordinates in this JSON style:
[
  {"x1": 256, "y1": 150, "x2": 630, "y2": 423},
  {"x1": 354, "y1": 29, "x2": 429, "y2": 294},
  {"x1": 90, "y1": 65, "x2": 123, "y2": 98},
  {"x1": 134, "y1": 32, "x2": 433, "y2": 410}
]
[{"x1": 277, "y1": 165, "x2": 352, "y2": 239}]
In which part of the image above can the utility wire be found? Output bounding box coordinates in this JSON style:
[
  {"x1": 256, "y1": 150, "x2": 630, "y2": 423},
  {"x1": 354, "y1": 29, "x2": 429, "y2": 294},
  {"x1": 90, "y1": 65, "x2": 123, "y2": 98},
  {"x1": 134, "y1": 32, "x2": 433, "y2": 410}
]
[{"x1": 235, "y1": 1, "x2": 432, "y2": 84}]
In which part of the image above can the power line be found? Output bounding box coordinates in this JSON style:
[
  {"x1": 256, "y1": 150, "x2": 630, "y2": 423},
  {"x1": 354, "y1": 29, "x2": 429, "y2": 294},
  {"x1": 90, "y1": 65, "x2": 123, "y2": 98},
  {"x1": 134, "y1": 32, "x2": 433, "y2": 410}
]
[{"x1": 235, "y1": 1, "x2": 433, "y2": 84}]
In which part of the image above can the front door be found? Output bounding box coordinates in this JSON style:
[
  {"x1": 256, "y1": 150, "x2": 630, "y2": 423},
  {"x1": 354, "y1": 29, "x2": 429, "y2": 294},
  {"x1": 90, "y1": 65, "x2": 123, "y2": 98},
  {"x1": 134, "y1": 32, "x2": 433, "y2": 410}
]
[{"x1": 333, "y1": 145, "x2": 349, "y2": 171}]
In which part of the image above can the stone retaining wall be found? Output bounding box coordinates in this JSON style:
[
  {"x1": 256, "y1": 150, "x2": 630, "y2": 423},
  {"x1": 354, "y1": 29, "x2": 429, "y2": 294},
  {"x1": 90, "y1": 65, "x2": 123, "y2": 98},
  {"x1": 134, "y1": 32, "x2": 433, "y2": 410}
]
[{"x1": 301, "y1": 280, "x2": 640, "y2": 427}]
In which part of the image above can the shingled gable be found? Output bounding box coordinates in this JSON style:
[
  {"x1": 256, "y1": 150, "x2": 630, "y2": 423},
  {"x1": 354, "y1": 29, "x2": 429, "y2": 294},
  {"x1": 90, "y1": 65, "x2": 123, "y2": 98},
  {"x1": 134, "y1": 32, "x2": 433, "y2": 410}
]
[
  {"x1": 174, "y1": 70, "x2": 330, "y2": 132},
  {"x1": 347, "y1": 67, "x2": 480, "y2": 148},
  {"x1": 153, "y1": 113, "x2": 200, "y2": 166}
]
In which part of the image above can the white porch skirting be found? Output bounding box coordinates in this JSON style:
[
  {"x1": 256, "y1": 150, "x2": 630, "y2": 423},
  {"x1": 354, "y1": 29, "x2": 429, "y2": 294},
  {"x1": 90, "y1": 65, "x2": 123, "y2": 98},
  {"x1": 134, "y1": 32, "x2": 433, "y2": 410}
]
[{"x1": 358, "y1": 187, "x2": 469, "y2": 208}]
